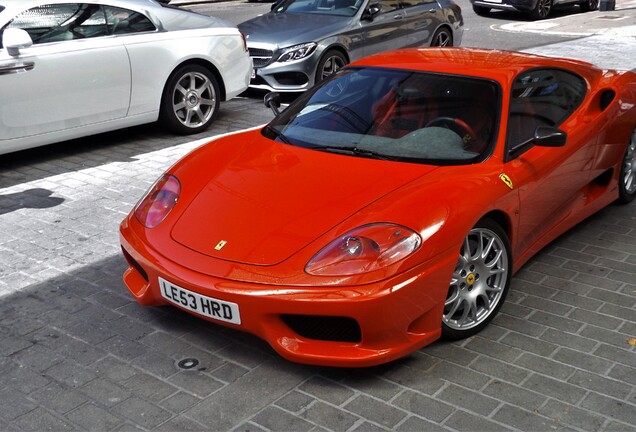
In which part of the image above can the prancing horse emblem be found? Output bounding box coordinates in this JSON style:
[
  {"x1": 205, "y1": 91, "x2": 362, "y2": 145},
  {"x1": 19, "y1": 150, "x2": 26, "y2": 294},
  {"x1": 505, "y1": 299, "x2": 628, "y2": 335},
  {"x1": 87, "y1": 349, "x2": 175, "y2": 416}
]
[
  {"x1": 499, "y1": 173, "x2": 513, "y2": 190},
  {"x1": 214, "y1": 240, "x2": 227, "y2": 251}
]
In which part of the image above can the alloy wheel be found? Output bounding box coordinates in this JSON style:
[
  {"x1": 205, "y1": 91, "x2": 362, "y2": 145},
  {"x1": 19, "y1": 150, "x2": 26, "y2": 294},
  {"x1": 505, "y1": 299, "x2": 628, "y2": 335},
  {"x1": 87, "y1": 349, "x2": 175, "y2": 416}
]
[
  {"x1": 443, "y1": 226, "x2": 509, "y2": 331},
  {"x1": 172, "y1": 71, "x2": 217, "y2": 129},
  {"x1": 622, "y1": 129, "x2": 636, "y2": 195},
  {"x1": 320, "y1": 55, "x2": 346, "y2": 81},
  {"x1": 531, "y1": 0, "x2": 552, "y2": 19},
  {"x1": 432, "y1": 29, "x2": 452, "y2": 47}
]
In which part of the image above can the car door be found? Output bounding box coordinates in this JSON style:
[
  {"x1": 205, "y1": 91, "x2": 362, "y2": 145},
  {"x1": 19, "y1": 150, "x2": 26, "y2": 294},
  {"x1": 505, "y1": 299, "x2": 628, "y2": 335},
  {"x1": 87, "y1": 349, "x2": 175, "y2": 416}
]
[
  {"x1": 400, "y1": 0, "x2": 444, "y2": 47},
  {"x1": 0, "y1": 3, "x2": 131, "y2": 142},
  {"x1": 502, "y1": 68, "x2": 595, "y2": 256},
  {"x1": 358, "y1": 0, "x2": 408, "y2": 58}
]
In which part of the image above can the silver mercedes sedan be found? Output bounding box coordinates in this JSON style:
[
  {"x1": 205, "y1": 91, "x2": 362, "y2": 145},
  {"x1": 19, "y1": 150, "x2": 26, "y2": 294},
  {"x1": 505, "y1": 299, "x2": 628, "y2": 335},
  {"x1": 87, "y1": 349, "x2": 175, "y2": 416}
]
[
  {"x1": 239, "y1": 0, "x2": 464, "y2": 92},
  {"x1": 0, "y1": 0, "x2": 252, "y2": 155}
]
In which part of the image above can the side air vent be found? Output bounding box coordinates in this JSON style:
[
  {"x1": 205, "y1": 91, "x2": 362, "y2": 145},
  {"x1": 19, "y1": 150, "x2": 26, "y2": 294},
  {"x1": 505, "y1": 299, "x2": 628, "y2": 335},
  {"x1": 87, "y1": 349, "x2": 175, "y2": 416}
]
[{"x1": 600, "y1": 90, "x2": 615, "y2": 111}]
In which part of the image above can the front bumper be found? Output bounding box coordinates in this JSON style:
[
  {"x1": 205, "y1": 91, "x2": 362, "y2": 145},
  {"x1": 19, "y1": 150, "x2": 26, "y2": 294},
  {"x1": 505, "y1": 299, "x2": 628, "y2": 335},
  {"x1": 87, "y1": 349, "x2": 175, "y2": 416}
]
[
  {"x1": 247, "y1": 45, "x2": 322, "y2": 92},
  {"x1": 119, "y1": 219, "x2": 457, "y2": 367}
]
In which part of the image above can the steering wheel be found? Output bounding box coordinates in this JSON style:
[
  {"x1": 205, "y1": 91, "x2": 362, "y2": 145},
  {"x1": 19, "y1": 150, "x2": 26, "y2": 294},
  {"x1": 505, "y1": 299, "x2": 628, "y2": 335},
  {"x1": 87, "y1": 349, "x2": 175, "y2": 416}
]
[
  {"x1": 318, "y1": 103, "x2": 369, "y2": 133},
  {"x1": 425, "y1": 117, "x2": 477, "y2": 145}
]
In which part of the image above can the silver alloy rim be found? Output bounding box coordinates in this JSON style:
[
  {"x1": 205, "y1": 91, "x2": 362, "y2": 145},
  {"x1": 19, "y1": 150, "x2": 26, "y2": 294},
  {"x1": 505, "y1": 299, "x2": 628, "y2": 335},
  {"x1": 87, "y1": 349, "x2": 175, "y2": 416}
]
[
  {"x1": 537, "y1": 0, "x2": 551, "y2": 17},
  {"x1": 320, "y1": 55, "x2": 345, "y2": 80},
  {"x1": 172, "y1": 71, "x2": 216, "y2": 128},
  {"x1": 624, "y1": 130, "x2": 636, "y2": 194},
  {"x1": 443, "y1": 227, "x2": 509, "y2": 330},
  {"x1": 433, "y1": 31, "x2": 451, "y2": 47}
]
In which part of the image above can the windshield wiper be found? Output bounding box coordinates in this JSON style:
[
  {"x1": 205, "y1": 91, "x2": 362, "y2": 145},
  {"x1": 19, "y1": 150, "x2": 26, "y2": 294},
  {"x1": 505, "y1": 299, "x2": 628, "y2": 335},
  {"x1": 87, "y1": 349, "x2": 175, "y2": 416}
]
[
  {"x1": 309, "y1": 145, "x2": 397, "y2": 161},
  {"x1": 265, "y1": 125, "x2": 291, "y2": 144}
]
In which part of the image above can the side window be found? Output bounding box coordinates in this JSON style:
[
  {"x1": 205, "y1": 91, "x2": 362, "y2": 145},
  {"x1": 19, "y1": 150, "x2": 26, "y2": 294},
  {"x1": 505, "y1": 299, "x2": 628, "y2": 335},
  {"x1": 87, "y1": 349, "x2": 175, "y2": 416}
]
[
  {"x1": 104, "y1": 6, "x2": 156, "y2": 35},
  {"x1": 376, "y1": 0, "x2": 400, "y2": 13},
  {"x1": 400, "y1": 0, "x2": 437, "y2": 8},
  {"x1": 507, "y1": 68, "x2": 586, "y2": 152},
  {"x1": 4, "y1": 4, "x2": 107, "y2": 44}
]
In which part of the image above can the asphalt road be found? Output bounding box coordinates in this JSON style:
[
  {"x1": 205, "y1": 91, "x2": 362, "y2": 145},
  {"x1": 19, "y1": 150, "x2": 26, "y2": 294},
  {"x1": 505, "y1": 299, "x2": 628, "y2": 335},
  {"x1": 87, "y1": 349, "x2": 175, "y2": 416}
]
[{"x1": 184, "y1": 0, "x2": 587, "y2": 50}]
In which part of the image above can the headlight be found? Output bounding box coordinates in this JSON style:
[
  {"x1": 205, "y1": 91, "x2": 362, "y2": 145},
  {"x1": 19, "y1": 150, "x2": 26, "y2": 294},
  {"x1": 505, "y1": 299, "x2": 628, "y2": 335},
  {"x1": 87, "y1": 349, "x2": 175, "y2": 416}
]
[
  {"x1": 277, "y1": 42, "x2": 317, "y2": 63},
  {"x1": 305, "y1": 223, "x2": 422, "y2": 276},
  {"x1": 134, "y1": 174, "x2": 180, "y2": 229}
]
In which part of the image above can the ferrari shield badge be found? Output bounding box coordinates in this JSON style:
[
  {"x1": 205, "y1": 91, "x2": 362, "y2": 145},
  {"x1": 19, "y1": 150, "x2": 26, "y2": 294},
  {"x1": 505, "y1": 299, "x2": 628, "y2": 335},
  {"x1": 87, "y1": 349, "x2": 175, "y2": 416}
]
[
  {"x1": 214, "y1": 240, "x2": 227, "y2": 251},
  {"x1": 499, "y1": 173, "x2": 513, "y2": 190}
]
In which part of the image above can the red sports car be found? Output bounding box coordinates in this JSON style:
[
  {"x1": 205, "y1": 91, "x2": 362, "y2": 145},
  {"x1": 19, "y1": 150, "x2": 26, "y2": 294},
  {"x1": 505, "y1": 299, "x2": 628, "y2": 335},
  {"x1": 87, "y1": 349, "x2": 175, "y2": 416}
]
[{"x1": 120, "y1": 48, "x2": 636, "y2": 367}]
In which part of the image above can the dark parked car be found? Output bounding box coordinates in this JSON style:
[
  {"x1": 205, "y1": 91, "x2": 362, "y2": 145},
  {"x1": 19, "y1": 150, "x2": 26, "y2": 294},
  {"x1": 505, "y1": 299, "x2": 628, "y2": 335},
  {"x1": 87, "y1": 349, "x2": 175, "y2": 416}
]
[
  {"x1": 470, "y1": 0, "x2": 598, "y2": 20},
  {"x1": 239, "y1": 0, "x2": 463, "y2": 92}
]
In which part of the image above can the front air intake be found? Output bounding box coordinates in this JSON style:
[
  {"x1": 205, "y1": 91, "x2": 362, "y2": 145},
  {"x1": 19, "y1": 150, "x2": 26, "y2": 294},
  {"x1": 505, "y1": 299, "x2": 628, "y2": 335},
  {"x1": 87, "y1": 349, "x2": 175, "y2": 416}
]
[{"x1": 281, "y1": 315, "x2": 362, "y2": 343}]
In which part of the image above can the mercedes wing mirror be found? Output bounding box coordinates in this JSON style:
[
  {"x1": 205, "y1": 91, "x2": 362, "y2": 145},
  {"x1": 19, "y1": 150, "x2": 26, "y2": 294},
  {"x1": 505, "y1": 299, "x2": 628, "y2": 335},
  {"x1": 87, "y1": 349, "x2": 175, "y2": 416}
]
[
  {"x1": 4, "y1": 28, "x2": 33, "y2": 57},
  {"x1": 362, "y1": 3, "x2": 382, "y2": 21}
]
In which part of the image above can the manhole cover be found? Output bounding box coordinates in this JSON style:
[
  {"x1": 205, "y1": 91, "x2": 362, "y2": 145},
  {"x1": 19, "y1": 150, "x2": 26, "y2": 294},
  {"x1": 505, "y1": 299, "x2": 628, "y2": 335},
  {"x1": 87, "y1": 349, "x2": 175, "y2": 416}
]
[
  {"x1": 177, "y1": 358, "x2": 199, "y2": 369},
  {"x1": 596, "y1": 15, "x2": 624, "y2": 20}
]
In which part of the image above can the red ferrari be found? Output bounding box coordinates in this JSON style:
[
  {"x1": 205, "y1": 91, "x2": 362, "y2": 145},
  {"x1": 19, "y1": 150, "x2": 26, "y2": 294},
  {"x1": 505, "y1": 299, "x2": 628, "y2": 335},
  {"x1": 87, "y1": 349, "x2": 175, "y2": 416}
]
[{"x1": 120, "y1": 48, "x2": 636, "y2": 367}]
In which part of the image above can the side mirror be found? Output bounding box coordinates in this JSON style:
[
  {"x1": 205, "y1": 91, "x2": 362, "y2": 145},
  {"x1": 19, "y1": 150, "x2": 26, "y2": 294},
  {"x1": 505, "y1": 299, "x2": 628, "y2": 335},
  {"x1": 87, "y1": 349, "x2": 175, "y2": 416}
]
[
  {"x1": 264, "y1": 92, "x2": 282, "y2": 116},
  {"x1": 4, "y1": 28, "x2": 33, "y2": 57},
  {"x1": 361, "y1": 4, "x2": 382, "y2": 21},
  {"x1": 508, "y1": 126, "x2": 567, "y2": 159},
  {"x1": 533, "y1": 126, "x2": 567, "y2": 147}
]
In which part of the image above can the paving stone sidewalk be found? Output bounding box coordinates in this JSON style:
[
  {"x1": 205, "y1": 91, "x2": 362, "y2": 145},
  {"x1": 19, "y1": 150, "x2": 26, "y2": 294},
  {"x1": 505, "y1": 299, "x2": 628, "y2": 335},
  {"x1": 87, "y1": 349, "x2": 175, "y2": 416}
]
[{"x1": 1, "y1": 9, "x2": 636, "y2": 432}]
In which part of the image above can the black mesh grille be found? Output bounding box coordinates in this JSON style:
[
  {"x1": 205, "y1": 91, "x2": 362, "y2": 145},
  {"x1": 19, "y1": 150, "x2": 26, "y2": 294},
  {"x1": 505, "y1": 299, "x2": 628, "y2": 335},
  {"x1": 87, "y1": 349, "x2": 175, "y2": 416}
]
[
  {"x1": 249, "y1": 48, "x2": 273, "y2": 57},
  {"x1": 249, "y1": 48, "x2": 273, "y2": 68},
  {"x1": 281, "y1": 315, "x2": 362, "y2": 343}
]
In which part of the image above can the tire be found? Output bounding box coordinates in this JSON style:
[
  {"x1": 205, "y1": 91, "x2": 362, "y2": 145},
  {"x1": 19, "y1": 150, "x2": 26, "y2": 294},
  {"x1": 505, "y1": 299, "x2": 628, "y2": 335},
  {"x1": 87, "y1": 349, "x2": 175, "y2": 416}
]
[
  {"x1": 472, "y1": 4, "x2": 491, "y2": 16},
  {"x1": 528, "y1": 0, "x2": 552, "y2": 20},
  {"x1": 579, "y1": 0, "x2": 599, "y2": 11},
  {"x1": 430, "y1": 27, "x2": 453, "y2": 47},
  {"x1": 315, "y1": 50, "x2": 347, "y2": 84},
  {"x1": 442, "y1": 218, "x2": 512, "y2": 340},
  {"x1": 618, "y1": 128, "x2": 636, "y2": 204},
  {"x1": 160, "y1": 64, "x2": 220, "y2": 135}
]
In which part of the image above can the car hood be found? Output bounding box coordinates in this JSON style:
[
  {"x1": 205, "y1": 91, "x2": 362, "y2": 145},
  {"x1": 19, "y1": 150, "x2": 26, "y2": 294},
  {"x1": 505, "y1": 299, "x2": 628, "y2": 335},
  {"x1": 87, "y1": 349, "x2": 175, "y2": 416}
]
[
  {"x1": 170, "y1": 131, "x2": 436, "y2": 266},
  {"x1": 239, "y1": 12, "x2": 352, "y2": 48}
]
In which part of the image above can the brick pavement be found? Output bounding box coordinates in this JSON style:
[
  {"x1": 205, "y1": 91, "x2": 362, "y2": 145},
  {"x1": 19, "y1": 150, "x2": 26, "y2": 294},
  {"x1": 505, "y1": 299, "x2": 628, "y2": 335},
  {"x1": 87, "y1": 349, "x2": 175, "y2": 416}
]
[{"x1": 1, "y1": 18, "x2": 636, "y2": 432}]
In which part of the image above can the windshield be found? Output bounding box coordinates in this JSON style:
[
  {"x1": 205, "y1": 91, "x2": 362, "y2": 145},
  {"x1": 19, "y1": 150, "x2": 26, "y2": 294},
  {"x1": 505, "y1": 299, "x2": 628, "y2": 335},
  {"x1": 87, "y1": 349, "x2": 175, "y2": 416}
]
[
  {"x1": 273, "y1": 0, "x2": 364, "y2": 17},
  {"x1": 263, "y1": 67, "x2": 501, "y2": 165}
]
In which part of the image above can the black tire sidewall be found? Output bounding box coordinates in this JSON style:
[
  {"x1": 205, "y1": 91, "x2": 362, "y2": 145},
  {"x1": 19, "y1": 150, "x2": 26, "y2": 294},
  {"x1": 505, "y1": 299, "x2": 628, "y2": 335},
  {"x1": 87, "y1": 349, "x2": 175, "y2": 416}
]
[
  {"x1": 580, "y1": 0, "x2": 598, "y2": 11},
  {"x1": 160, "y1": 64, "x2": 220, "y2": 135},
  {"x1": 472, "y1": 5, "x2": 490, "y2": 16}
]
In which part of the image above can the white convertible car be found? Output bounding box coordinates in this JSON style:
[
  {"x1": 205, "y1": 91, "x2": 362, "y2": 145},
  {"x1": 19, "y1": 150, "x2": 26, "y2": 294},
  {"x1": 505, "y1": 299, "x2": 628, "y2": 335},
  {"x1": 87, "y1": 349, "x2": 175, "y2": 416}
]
[{"x1": 0, "y1": 0, "x2": 252, "y2": 155}]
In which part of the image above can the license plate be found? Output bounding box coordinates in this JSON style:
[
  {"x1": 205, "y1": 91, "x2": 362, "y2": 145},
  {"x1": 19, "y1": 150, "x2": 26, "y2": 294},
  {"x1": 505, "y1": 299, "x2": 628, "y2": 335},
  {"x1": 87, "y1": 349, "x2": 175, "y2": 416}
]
[{"x1": 159, "y1": 277, "x2": 241, "y2": 325}]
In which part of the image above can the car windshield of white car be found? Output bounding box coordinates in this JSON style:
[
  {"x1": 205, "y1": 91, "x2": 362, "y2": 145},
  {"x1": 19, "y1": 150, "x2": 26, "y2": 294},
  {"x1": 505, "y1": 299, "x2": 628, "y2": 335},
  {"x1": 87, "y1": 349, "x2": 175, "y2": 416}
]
[
  {"x1": 274, "y1": 0, "x2": 362, "y2": 17},
  {"x1": 264, "y1": 67, "x2": 501, "y2": 165}
]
